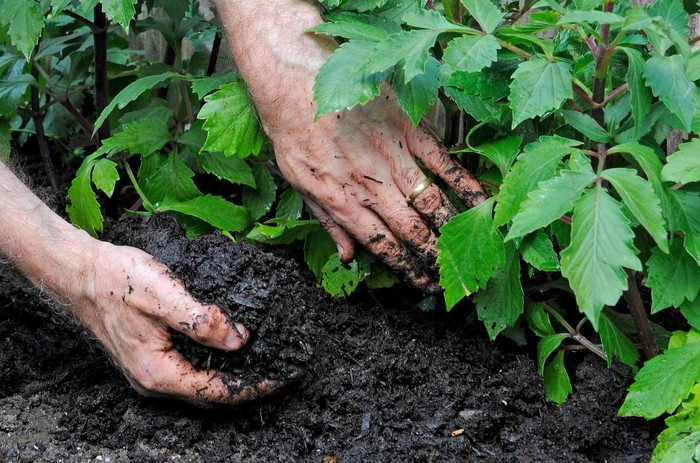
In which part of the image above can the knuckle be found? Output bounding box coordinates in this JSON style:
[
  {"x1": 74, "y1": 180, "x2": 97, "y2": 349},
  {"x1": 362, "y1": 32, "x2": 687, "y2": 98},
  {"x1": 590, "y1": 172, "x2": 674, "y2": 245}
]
[{"x1": 133, "y1": 368, "x2": 165, "y2": 395}]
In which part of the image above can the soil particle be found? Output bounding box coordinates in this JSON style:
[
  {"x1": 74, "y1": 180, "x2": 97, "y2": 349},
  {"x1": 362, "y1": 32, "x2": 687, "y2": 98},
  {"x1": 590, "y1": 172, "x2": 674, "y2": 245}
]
[{"x1": 0, "y1": 214, "x2": 660, "y2": 462}]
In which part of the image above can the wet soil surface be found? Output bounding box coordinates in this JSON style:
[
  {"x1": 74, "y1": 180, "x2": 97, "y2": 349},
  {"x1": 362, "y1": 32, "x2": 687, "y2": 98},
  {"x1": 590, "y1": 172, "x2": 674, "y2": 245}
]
[{"x1": 0, "y1": 214, "x2": 660, "y2": 462}]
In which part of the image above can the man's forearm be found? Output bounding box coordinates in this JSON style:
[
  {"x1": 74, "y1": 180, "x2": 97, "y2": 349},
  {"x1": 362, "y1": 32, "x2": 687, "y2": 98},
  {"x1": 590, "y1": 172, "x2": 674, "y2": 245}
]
[
  {"x1": 0, "y1": 162, "x2": 92, "y2": 296},
  {"x1": 214, "y1": 0, "x2": 336, "y2": 128}
]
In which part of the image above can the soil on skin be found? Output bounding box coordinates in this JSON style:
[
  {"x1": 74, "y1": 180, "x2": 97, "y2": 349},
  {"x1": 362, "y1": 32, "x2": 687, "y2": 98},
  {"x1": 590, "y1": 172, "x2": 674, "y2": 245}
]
[{"x1": 0, "y1": 213, "x2": 659, "y2": 462}]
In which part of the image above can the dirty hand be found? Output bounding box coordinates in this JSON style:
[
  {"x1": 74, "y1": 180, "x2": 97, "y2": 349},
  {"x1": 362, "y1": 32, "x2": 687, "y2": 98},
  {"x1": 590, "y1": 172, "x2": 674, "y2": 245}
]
[
  {"x1": 0, "y1": 163, "x2": 278, "y2": 405},
  {"x1": 218, "y1": 0, "x2": 487, "y2": 293}
]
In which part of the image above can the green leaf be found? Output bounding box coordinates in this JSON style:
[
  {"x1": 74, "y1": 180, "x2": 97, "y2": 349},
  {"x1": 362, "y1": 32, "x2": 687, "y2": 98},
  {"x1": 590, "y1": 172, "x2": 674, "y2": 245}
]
[
  {"x1": 668, "y1": 190, "x2": 700, "y2": 266},
  {"x1": 393, "y1": 57, "x2": 440, "y2": 127},
  {"x1": 437, "y1": 197, "x2": 506, "y2": 309},
  {"x1": 322, "y1": 253, "x2": 361, "y2": 297},
  {"x1": 363, "y1": 29, "x2": 440, "y2": 83},
  {"x1": 364, "y1": 261, "x2": 399, "y2": 289},
  {"x1": 0, "y1": 1, "x2": 44, "y2": 60},
  {"x1": 543, "y1": 351, "x2": 572, "y2": 404},
  {"x1": 461, "y1": 0, "x2": 504, "y2": 33},
  {"x1": 196, "y1": 151, "x2": 255, "y2": 187},
  {"x1": 652, "y1": 409, "x2": 700, "y2": 463},
  {"x1": 494, "y1": 136, "x2": 581, "y2": 228},
  {"x1": 198, "y1": 81, "x2": 264, "y2": 158},
  {"x1": 560, "y1": 187, "x2": 642, "y2": 329},
  {"x1": 621, "y1": 48, "x2": 652, "y2": 139},
  {"x1": 276, "y1": 188, "x2": 304, "y2": 221},
  {"x1": 444, "y1": 61, "x2": 514, "y2": 99},
  {"x1": 506, "y1": 170, "x2": 595, "y2": 240},
  {"x1": 314, "y1": 40, "x2": 386, "y2": 115},
  {"x1": 190, "y1": 72, "x2": 238, "y2": 99},
  {"x1": 140, "y1": 152, "x2": 201, "y2": 204},
  {"x1": 509, "y1": 58, "x2": 573, "y2": 128},
  {"x1": 525, "y1": 301, "x2": 556, "y2": 337},
  {"x1": 643, "y1": 55, "x2": 696, "y2": 131},
  {"x1": 473, "y1": 242, "x2": 524, "y2": 340},
  {"x1": 158, "y1": 195, "x2": 250, "y2": 232},
  {"x1": 537, "y1": 333, "x2": 569, "y2": 375},
  {"x1": 403, "y1": 8, "x2": 466, "y2": 31},
  {"x1": 474, "y1": 135, "x2": 522, "y2": 180},
  {"x1": 598, "y1": 311, "x2": 640, "y2": 370},
  {"x1": 310, "y1": 12, "x2": 399, "y2": 42},
  {"x1": 646, "y1": 241, "x2": 700, "y2": 313},
  {"x1": 92, "y1": 158, "x2": 119, "y2": 198},
  {"x1": 246, "y1": 220, "x2": 319, "y2": 245},
  {"x1": 243, "y1": 164, "x2": 277, "y2": 221},
  {"x1": 443, "y1": 34, "x2": 500, "y2": 74},
  {"x1": 602, "y1": 168, "x2": 668, "y2": 253},
  {"x1": 557, "y1": 11, "x2": 624, "y2": 25},
  {"x1": 662, "y1": 138, "x2": 700, "y2": 185},
  {"x1": 305, "y1": 228, "x2": 338, "y2": 282},
  {"x1": 98, "y1": 116, "x2": 171, "y2": 157},
  {"x1": 444, "y1": 86, "x2": 500, "y2": 121},
  {"x1": 99, "y1": 0, "x2": 138, "y2": 30},
  {"x1": 560, "y1": 110, "x2": 611, "y2": 143},
  {"x1": 681, "y1": 298, "x2": 700, "y2": 331},
  {"x1": 619, "y1": 341, "x2": 700, "y2": 419},
  {"x1": 521, "y1": 230, "x2": 560, "y2": 272},
  {"x1": 0, "y1": 75, "x2": 34, "y2": 116},
  {"x1": 66, "y1": 154, "x2": 103, "y2": 237},
  {"x1": 94, "y1": 71, "x2": 184, "y2": 133}
]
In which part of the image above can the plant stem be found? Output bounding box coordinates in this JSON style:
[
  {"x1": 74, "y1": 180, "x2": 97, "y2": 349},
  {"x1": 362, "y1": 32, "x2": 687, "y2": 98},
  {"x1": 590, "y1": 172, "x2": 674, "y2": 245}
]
[
  {"x1": 594, "y1": 83, "x2": 628, "y2": 109},
  {"x1": 122, "y1": 159, "x2": 154, "y2": 211},
  {"x1": 30, "y1": 46, "x2": 59, "y2": 192},
  {"x1": 571, "y1": 331, "x2": 609, "y2": 363},
  {"x1": 61, "y1": 10, "x2": 102, "y2": 33},
  {"x1": 623, "y1": 269, "x2": 659, "y2": 360},
  {"x1": 496, "y1": 38, "x2": 532, "y2": 59},
  {"x1": 93, "y1": 4, "x2": 110, "y2": 141}
]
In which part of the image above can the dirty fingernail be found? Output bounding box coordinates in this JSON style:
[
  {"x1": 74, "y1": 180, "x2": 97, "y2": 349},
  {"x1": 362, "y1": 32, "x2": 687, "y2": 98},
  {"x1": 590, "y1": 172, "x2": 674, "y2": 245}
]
[
  {"x1": 225, "y1": 322, "x2": 248, "y2": 350},
  {"x1": 336, "y1": 243, "x2": 344, "y2": 256}
]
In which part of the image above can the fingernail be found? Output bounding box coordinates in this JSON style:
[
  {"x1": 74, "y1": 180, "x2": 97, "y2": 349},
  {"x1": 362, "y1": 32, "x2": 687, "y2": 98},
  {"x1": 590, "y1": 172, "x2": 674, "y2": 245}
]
[
  {"x1": 337, "y1": 243, "x2": 344, "y2": 256},
  {"x1": 225, "y1": 322, "x2": 248, "y2": 350}
]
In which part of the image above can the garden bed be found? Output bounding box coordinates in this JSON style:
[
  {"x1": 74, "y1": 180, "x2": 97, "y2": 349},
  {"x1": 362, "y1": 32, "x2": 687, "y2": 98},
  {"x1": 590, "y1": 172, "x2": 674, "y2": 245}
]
[{"x1": 0, "y1": 213, "x2": 659, "y2": 462}]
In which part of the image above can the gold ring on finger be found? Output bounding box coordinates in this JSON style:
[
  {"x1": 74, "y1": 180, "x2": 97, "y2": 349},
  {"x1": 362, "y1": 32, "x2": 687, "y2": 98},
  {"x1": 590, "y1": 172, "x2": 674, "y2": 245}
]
[{"x1": 406, "y1": 178, "x2": 433, "y2": 203}]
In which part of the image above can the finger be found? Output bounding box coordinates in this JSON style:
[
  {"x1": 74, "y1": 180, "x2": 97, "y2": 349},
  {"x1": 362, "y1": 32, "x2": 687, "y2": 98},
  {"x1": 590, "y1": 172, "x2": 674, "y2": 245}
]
[
  {"x1": 410, "y1": 183, "x2": 459, "y2": 229},
  {"x1": 343, "y1": 205, "x2": 441, "y2": 293},
  {"x1": 145, "y1": 278, "x2": 249, "y2": 351},
  {"x1": 303, "y1": 195, "x2": 356, "y2": 262},
  {"x1": 127, "y1": 350, "x2": 287, "y2": 405},
  {"x1": 408, "y1": 126, "x2": 488, "y2": 208}
]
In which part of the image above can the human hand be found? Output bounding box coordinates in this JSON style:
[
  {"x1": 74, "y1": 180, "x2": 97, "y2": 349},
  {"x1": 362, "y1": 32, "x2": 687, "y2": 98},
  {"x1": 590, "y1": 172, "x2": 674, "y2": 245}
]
[
  {"x1": 65, "y1": 240, "x2": 281, "y2": 405},
  {"x1": 217, "y1": 1, "x2": 487, "y2": 293}
]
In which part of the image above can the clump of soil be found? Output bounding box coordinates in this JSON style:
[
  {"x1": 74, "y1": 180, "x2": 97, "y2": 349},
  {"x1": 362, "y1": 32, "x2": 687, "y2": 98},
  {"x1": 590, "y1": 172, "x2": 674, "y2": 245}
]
[{"x1": 0, "y1": 213, "x2": 660, "y2": 462}]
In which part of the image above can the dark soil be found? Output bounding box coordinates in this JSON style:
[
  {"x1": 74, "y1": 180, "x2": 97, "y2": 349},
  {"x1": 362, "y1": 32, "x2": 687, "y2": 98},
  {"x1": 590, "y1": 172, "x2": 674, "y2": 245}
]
[{"x1": 0, "y1": 213, "x2": 660, "y2": 462}]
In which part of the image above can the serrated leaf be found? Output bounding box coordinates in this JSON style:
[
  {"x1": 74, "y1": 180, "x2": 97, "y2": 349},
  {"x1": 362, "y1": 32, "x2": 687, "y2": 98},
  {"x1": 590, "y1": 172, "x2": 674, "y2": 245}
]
[
  {"x1": 443, "y1": 34, "x2": 500, "y2": 74},
  {"x1": 444, "y1": 60, "x2": 515, "y2": 99},
  {"x1": 602, "y1": 167, "x2": 668, "y2": 253},
  {"x1": 276, "y1": 188, "x2": 304, "y2": 221},
  {"x1": 681, "y1": 298, "x2": 700, "y2": 331},
  {"x1": 305, "y1": 228, "x2": 338, "y2": 282},
  {"x1": 100, "y1": 0, "x2": 138, "y2": 29},
  {"x1": 141, "y1": 152, "x2": 201, "y2": 204},
  {"x1": 461, "y1": 0, "x2": 504, "y2": 33},
  {"x1": 198, "y1": 81, "x2": 264, "y2": 158},
  {"x1": 0, "y1": 75, "x2": 34, "y2": 116},
  {"x1": 643, "y1": 55, "x2": 696, "y2": 131},
  {"x1": 544, "y1": 351, "x2": 572, "y2": 404},
  {"x1": 158, "y1": 195, "x2": 250, "y2": 232},
  {"x1": 619, "y1": 341, "x2": 700, "y2": 419},
  {"x1": 662, "y1": 138, "x2": 700, "y2": 185},
  {"x1": 557, "y1": 11, "x2": 624, "y2": 25},
  {"x1": 494, "y1": 136, "x2": 581, "y2": 228},
  {"x1": 403, "y1": 8, "x2": 466, "y2": 31},
  {"x1": 521, "y1": 230, "x2": 560, "y2": 272},
  {"x1": 621, "y1": 48, "x2": 652, "y2": 139},
  {"x1": 190, "y1": 72, "x2": 237, "y2": 99},
  {"x1": 322, "y1": 253, "x2": 361, "y2": 297},
  {"x1": 242, "y1": 164, "x2": 276, "y2": 221},
  {"x1": 560, "y1": 110, "x2": 611, "y2": 143},
  {"x1": 537, "y1": 333, "x2": 569, "y2": 375},
  {"x1": 66, "y1": 154, "x2": 103, "y2": 236},
  {"x1": 668, "y1": 190, "x2": 700, "y2": 266},
  {"x1": 652, "y1": 409, "x2": 700, "y2": 463},
  {"x1": 314, "y1": 40, "x2": 387, "y2": 115},
  {"x1": 364, "y1": 261, "x2": 399, "y2": 289},
  {"x1": 94, "y1": 71, "x2": 184, "y2": 133},
  {"x1": 436, "y1": 197, "x2": 506, "y2": 309},
  {"x1": 98, "y1": 116, "x2": 171, "y2": 156},
  {"x1": 363, "y1": 29, "x2": 440, "y2": 83},
  {"x1": 473, "y1": 242, "x2": 524, "y2": 340},
  {"x1": 310, "y1": 12, "x2": 399, "y2": 42},
  {"x1": 393, "y1": 57, "x2": 440, "y2": 127},
  {"x1": 196, "y1": 151, "x2": 255, "y2": 187},
  {"x1": 92, "y1": 158, "x2": 119, "y2": 197},
  {"x1": 560, "y1": 187, "x2": 642, "y2": 329},
  {"x1": 646, "y1": 241, "x2": 700, "y2": 313},
  {"x1": 2, "y1": 0, "x2": 44, "y2": 60},
  {"x1": 444, "y1": 86, "x2": 500, "y2": 121},
  {"x1": 507, "y1": 170, "x2": 595, "y2": 240},
  {"x1": 525, "y1": 301, "x2": 556, "y2": 337},
  {"x1": 598, "y1": 311, "x2": 640, "y2": 370},
  {"x1": 474, "y1": 135, "x2": 522, "y2": 179},
  {"x1": 509, "y1": 58, "x2": 573, "y2": 128}
]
